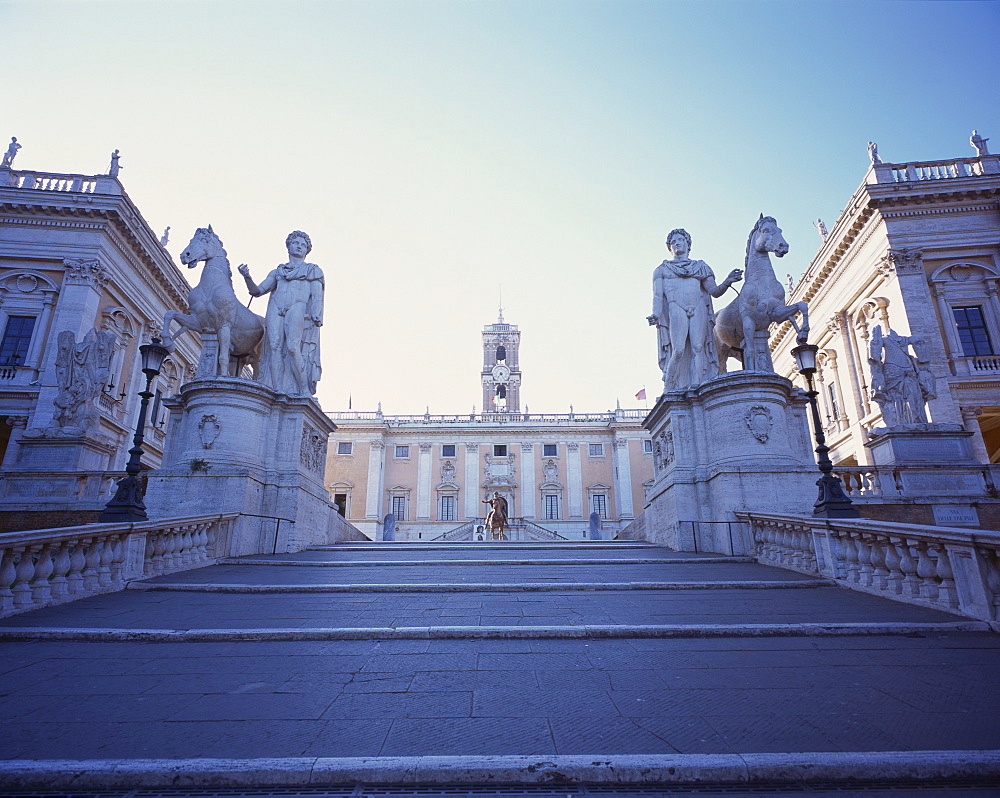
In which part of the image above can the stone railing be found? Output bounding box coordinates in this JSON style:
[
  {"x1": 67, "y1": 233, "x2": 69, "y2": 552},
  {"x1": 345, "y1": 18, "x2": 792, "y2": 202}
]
[
  {"x1": 521, "y1": 519, "x2": 568, "y2": 541},
  {"x1": 327, "y1": 410, "x2": 646, "y2": 426},
  {"x1": 433, "y1": 522, "x2": 475, "y2": 542},
  {"x1": 831, "y1": 464, "x2": 999, "y2": 502},
  {"x1": 0, "y1": 514, "x2": 237, "y2": 618},
  {"x1": 872, "y1": 155, "x2": 999, "y2": 184},
  {"x1": 739, "y1": 512, "x2": 1000, "y2": 628},
  {"x1": 953, "y1": 355, "x2": 1000, "y2": 376},
  {"x1": 2, "y1": 168, "x2": 121, "y2": 194}
]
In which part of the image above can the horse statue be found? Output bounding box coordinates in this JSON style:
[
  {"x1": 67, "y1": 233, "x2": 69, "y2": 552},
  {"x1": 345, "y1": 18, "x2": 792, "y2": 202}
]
[
  {"x1": 161, "y1": 226, "x2": 265, "y2": 377},
  {"x1": 483, "y1": 491, "x2": 509, "y2": 541},
  {"x1": 715, "y1": 214, "x2": 809, "y2": 373}
]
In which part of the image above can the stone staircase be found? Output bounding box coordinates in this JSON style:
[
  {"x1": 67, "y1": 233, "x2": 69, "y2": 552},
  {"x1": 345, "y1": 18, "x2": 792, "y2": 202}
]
[{"x1": 1, "y1": 541, "x2": 999, "y2": 793}]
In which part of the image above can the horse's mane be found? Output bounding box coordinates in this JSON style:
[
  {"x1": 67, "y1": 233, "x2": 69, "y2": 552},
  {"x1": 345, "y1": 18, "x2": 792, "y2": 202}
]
[
  {"x1": 193, "y1": 227, "x2": 228, "y2": 262},
  {"x1": 744, "y1": 215, "x2": 777, "y2": 269}
]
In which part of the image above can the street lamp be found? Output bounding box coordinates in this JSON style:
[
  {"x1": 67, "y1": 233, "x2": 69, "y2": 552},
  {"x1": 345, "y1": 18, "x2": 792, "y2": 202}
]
[
  {"x1": 791, "y1": 341, "x2": 860, "y2": 518},
  {"x1": 99, "y1": 336, "x2": 171, "y2": 523}
]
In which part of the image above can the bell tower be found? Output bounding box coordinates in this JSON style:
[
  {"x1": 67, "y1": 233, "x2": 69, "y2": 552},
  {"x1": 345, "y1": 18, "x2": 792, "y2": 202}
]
[{"x1": 481, "y1": 308, "x2": 521, "y2": 414}]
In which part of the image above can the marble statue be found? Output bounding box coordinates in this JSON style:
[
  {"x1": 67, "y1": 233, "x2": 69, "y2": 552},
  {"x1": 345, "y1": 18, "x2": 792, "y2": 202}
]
[
  {"x1": 239, "y1": 231, "x2": 324, "y2": 396},
  {"x1": 647, "y1": 228, "x2": 742, "y2": 391},
  {"x1": 2, "y1": 137, "x2": 20, "y2": 168},
  {"x1": 971, "y1": 130, "x2": 990, "y2": 157},
  {"x1": 867, "y1": 141, "x2": 881, "y2": 164},
  {"x1": 162, "y1": 226, "x2": 265, "y2": 378},
  {"x1": 715, "y1": 215, "x2": 809, "y2": 373},
  {"x1": 868, "y1": 325, "x2": 936, "y2": 426},
  {"x1": 108, "y1": 149, "x2": 121, "y2": 177},
  {"x1": 160, "y1": 226, "x2": 170, "y2": 246},
  {"x1": 813, "y1": 219, "x2": 828, "y2": 239},
  {"x1": 52, "y1": 328, "x2": 117, "y2": 433}
]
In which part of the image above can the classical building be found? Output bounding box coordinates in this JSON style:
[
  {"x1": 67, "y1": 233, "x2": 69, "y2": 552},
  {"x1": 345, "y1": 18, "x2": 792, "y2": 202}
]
[
  {"x1": 324, "y1": 314, "x2": 654, "y2": 541},
  {"x1": 769, "y1": 136, "x2": 1000, "y2": 527},
  {"x1": 0, "y1": 155, "x2": 198, "y2": 530}
]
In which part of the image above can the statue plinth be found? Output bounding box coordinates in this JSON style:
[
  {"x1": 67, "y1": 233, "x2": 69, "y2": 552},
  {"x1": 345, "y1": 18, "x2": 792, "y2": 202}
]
[
  {"x1": 865, "y1": 423, "x2": 975, "y2": 466},
  {"x1": 642, "y1": 372, "x2": 818, "y2": 553},
  {"x1": 144, "y1": 378, "x2": 337, "y2": 554}
]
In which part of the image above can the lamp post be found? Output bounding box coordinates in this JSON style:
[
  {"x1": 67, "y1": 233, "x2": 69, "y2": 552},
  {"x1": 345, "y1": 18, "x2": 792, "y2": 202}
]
[
  {"x1": 99, "y1": 337, "x2": 170, "y2": 523},
  {"x1": 791, "y1": 341, "x2": 860, "y2": 518}
]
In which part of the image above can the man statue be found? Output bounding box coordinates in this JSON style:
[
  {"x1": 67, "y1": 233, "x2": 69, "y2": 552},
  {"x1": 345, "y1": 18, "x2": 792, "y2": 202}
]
[
  {"x1": 238, "y1": 230, "x2": 324, "y2": 396},
  {"x1": 160, "y1": 226, "x2": 170, "y2": 246},
  {"x1": 867, "y1": 141, "x2": 881, "y2": 164},
  {"x1": 482, "y1": 491, "x2": 509, "y2": 538},
  {"x1": 813, "y1": 218, "x2": 828, "y2": 239},
  {"x1": 647, "y1": 228, "x2": 742, "y2": 391},
  {"x1": 971, "y1": 130, "x2": 990, "y2": 157},
  {"x1": 1, "y1": 137, "x2": 21, "y2": 168},
  {"x1": 868, "y1": 325, "x2": 936, "y2": 426}
]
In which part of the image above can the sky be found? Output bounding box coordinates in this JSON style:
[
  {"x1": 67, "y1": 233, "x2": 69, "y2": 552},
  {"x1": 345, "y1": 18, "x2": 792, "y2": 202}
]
[{"x1": 2, "y1": 0, "x2": 998, "y2": 415}]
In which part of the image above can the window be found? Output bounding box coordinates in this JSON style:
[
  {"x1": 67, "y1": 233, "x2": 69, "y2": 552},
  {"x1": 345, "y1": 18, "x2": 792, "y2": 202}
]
[
  {"x1": 493, "y1": 444, "x2": 507, "y2": 457},
  {"x1": 496, "y1": 344, "x2": 506, "y2": 362},
  {"x1": 592, "y1": 494, "x2": 607, "y2": 519},
  {"x1": 440, "y1": 495, "x2": 455, "y2": 522},
  {"x1": 589, "y1": 443, "x2": 604, "y2": 457},
  {"x1": 543, "y1": 443, "x2": 558, "y2": 457},
  {"x1": 544, "y1": 494, "x2": 560, "y2": 520},
  {"x1": 394, "y1": 445, "x2": 409, "y2": 458},
  {"x1": 953, "y1": 306, "x2": 994, "y2": 356},
  {"x1": 337, "y1": 442, "x2": 353, "y2": 455},
  {"x1": 0, "y1": 316, "x2": 36, "y2": 365},
  {"x1": 442, "y1": 444, "x2": 456, "y2": 457},
  {"x1": 391, "y1": 495, "x2": 407, "y2": 520},
  {"x1": 643, "y1": 440, "x2": 653, "y2": 453},
  {"x1": 333, "y1": 493, "x2": 347, "y2": 517},
  {"x1": 826, "y1": 383, "x2": 840, "y2": 421}
]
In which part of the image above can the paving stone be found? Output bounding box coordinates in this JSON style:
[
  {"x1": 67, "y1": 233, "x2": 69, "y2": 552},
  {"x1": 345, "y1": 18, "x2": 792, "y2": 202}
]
[
  {"x1": 473, "y1": 688, "x2": 619, "y2": 718},
  {"x1": 322, "y1": 690, "x2": 473, "y2": 719},
  {"x1": 380, "y1": 717, "x2": 556, "y2": 756},
  {"x1": 549, "y1": 717, "x2": 679, "y2": 754}
]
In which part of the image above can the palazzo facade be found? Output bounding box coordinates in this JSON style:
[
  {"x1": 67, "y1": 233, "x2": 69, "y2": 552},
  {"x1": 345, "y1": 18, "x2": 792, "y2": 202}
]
[
  {"x1": 324, "y1": 316, "x2": 654, "y2": 541},
  {"x1": 0, "y1": 156, "x2": 198, "y2": 530}
]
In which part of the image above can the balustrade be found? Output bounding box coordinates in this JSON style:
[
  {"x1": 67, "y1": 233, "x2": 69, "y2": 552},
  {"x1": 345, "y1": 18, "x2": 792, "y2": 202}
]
[
  {"x1": 738, "y1": 511, "x2": 1000, "y2": 627},
  {"x1": 0, "y1": 514, "x2": 236, "y2": 618}
]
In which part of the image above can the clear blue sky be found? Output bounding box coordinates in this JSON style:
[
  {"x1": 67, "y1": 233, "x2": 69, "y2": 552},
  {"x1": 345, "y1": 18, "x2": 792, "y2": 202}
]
[{"x1": 2, "y1": 0, "x2": 998, "y2": 414}]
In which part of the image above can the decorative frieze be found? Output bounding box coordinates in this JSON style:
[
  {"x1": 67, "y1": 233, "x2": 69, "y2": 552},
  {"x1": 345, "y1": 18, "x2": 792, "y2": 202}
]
[
  {"x1": 63, "y1": 258, "x2": 108, "y2": 288},
  {"x1": 300, "y1": 425, "x2": 326, "y2": 473}
]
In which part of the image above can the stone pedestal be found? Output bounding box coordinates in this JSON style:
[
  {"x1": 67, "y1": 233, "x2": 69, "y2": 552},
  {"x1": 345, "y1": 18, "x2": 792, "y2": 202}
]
[
  {"x1": 144, "y1": 378, "x2": 337, "y2": 555},
  {"x1": 643, "y1": 372, "x2": 818, "y2": 554},
  {"x1": 865, "y1": 423, "x2": 975, "y2": 466}
]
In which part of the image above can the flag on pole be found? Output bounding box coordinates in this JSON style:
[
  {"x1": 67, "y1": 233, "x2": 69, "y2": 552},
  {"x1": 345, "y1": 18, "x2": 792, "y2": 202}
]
[{"x1": 635, "y1": 388, "x2": 646, "y2": 401}]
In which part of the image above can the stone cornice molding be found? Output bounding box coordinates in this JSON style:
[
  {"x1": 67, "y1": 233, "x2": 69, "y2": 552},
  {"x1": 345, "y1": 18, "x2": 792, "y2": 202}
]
[{"x1": 63, "y1": 258, "x2": 108, "y2": 288}]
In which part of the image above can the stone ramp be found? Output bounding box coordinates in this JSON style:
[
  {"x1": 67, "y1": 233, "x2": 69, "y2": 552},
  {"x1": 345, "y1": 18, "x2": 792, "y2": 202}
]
[{"x1": 1, "y1": 541, "x2": 999, "y2": 791}]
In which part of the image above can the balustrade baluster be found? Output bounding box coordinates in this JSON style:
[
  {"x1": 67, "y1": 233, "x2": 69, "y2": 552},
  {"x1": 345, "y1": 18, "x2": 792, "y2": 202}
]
[
  {"x1": 97, "y1": 536, "x2": 114, "y2": 588},
  {"x1": 0, "y1": 548, "x2": 18, "y2": 616},
  {"x1": 882, "y1": 538, "x2": 904, "y2": 595},
  {"x1": 841, "y1": 533, "x2": 861, "y2": 584},
  {"x1": 81, "y1": 538, "x2": 101, "y2": 591},
  {"x1": 12, "y1": 547, "x2": 36, "y2": 610},
  {"x1": 869, "y1": 537, "x2": 889, "y2": 590},
  {"x1": 914, "y1": 542, "x2": 938, "y2": 601},
  {"x1": 934, "y1": 547, "x2": 959, "y2": 609},
  {"x1": 164, "y1": 528, "x2": 181, "y2": 571},
  {"x1": 67, "y1": 544, "x2": 87, "y2": 595},
  {"x1": 50, "y1": 541, "x2": 72, "y2": 601},
  {"x1": 179, "y1": 527, "x2": 194, "y2": 567},
  {"x1": 856, "y1": 535, "x2": 874, "y2": 587},
  {"x1": 895, "y1": 539, "x2": 920, "y2": 598},
  {"x1": 149, "y1": 532, "x2": 166, "y2": 575},
  {"x1": 30, "y1": 544, "x2": 54, "y2": 606}
]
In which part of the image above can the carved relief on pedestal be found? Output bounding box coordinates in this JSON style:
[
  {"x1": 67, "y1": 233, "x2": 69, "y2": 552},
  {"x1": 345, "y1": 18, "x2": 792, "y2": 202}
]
[
  {"x1": 744, "y1": 405, "x2": 773, "y2": 444},
  {"x1": 40, "y1": 328, "x2": 117, "y2": 436},
  {"x1": 198, "y1": 414, "x2": 221, "y2": 448},
  {"x1": 299, "y1": 425, "x2": 326, "y2": 473}
]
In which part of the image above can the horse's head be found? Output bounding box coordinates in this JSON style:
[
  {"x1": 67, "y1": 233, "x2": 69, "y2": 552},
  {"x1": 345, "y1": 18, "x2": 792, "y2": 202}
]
[
  {"x1": 180, "y1": 225, "x2": 226, "y2": 268},
  {"x1": 746, "y1": 215, "x2": 789, "y2": 264}
]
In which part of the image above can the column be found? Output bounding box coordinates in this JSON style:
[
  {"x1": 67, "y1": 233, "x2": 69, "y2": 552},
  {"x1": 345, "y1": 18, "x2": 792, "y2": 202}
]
[
  {"x1": 960, "y1": 407, "x2": 991, "y2": 464},
  {"x1": 520, "y1": 443, "x2": 536, "y2": 519},
  {"x1": 566, "y1": 442, "x2": 583, "y2": 518},
  {"x1": 612, "y1": 438, "x2": 634, "y2": 519},
  {"x1": 416, "y1": 442, "x2": 432, "y2": 519},
  {"x1": 464, "y1": 443, "x2": 480, "y2": 519},
  {"x1": 365, "y1": 439, "x2": 385, "y2": 520}
]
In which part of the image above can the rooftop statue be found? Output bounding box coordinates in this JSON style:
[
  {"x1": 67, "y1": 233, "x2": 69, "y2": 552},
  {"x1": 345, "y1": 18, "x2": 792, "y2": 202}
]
[
  {"x1": 813, "y1": 218, "x2": 828, "y2": 239},
  {"x1": 715, "y1": 215, "x2": 809, "y2": 373},
  {"x1": 868, "y1": 325, "x2": 936, "y2": 426},
  {"x1": 160, "y1": 226, "x2": 170, "y2": 246},
  {"x1": 970, "y1": 129, "x2": 990, "y2": 157},
  {"x1": 239, "y1": 231, "x2": 324, "y2": 396},
  {"x1": 647, "y1": 228, "x2": 742, "y2": 391},
  {"x1": 108, "y1": 149, "x2": 122, "y2": 177},
  {"x1": 868, "y1": 141, "x2": 881, "y2": 164},
  {"x1": 1, "y1": 137, "x2": 20, "y2": 168},
  {"x1": 162, "y1": 226, "x2": 265, "y2": 378}
]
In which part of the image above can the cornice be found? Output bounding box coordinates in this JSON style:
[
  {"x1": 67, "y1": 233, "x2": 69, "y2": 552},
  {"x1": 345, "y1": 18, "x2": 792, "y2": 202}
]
[{"x1": 1, "y1": 202, "x2": 190, "y2": 309}]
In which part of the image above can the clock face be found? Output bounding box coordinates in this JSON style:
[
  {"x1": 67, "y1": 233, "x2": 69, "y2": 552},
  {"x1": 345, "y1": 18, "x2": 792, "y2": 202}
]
[{"x1": 492, "y1": 364, "x2": 511, "y2": 383}]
